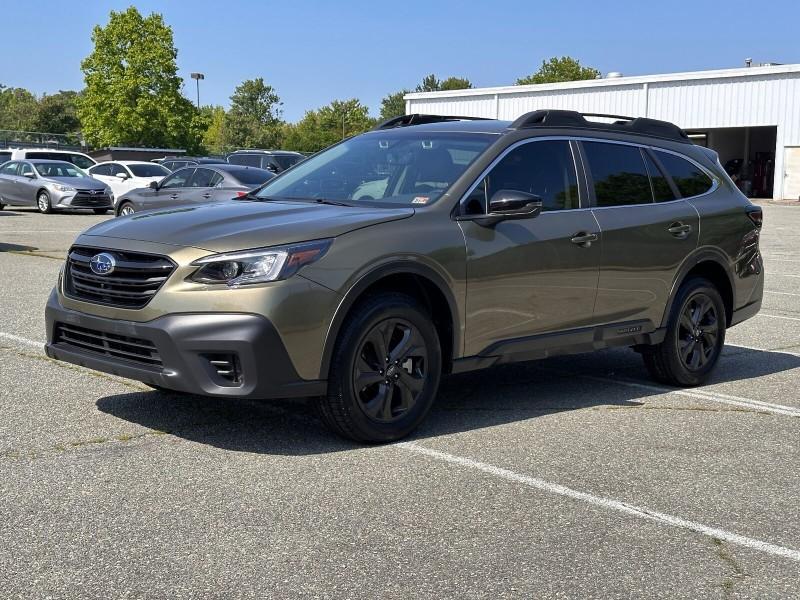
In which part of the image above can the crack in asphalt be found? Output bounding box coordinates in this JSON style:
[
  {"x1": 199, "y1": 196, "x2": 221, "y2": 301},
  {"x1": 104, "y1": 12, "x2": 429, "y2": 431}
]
[{"x1": 713, "y1": 538, "x2": 747, "y2": 598}]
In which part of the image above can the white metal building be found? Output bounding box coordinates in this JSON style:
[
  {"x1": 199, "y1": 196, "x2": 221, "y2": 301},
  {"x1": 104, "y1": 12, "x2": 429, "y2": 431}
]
[{"x1": 405, "y1": 64, "x2": 800, "y2": 200}]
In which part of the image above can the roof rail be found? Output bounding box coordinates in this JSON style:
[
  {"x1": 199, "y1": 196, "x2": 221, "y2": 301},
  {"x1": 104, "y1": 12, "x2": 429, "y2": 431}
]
[
  {"x1": 509, "y1": 110, "x2": 689, "y2": 143},
  {"x1": 373, "y1": 113, "x2": 491, "y2": 130}
]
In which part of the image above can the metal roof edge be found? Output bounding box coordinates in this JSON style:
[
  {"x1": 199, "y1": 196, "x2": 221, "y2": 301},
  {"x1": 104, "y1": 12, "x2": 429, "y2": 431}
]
[{"x1": 404, "y1": 64, "x2": 800, "y2": 100}]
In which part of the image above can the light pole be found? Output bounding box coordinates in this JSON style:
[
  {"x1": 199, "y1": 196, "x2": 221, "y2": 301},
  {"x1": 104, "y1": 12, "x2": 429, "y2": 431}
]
[{"x1": 190, "y1": 72, "x2": 205, "y2": 108}]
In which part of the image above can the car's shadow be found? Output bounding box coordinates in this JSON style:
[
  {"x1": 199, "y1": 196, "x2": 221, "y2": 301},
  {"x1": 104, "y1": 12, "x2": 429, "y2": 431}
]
[
  {"x1": 96, "y1": 346, "x2": 800, "y2": 456},
  {"x1": 0, "y1": 243, "x2": 38, "y2": 252}
]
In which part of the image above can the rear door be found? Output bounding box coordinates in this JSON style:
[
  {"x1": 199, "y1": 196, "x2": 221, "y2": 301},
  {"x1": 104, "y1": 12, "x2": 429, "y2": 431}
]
[
  {"x1": 0, "y1": 162, "x2": 20, "y2": 203},
  {"x1": 182, "y1": 168, "x2": 221, "y2": 204},
  {"x1": 582, "y1": 140, "x2": 699, "y2": 329},
  {"x1": 460, "y1": 138, "x2": 601, "y2": 355}
]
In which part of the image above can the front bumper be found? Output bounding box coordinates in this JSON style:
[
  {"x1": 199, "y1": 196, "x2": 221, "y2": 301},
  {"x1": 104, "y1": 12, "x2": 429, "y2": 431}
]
[
  {"x1": 44, "y1": 291, "x2": 326, "y2": 399},
  {"x1": 54, "y1": 190, "x2": 113, "y2": 209}
]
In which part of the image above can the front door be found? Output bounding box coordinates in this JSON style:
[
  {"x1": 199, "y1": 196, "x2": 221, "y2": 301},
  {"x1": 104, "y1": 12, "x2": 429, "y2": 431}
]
[
  {"x1": 459, "y1": 139, "x2": 601, "y2": 356},
  {"x1": 150, "y1": 167, "x2": 194, "y2": 206}
]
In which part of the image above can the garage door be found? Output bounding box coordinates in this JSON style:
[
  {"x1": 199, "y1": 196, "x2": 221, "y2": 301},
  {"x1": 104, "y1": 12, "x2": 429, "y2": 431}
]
[{"x1": 784, "y1": 147, "x2": 800, "y2": 201}]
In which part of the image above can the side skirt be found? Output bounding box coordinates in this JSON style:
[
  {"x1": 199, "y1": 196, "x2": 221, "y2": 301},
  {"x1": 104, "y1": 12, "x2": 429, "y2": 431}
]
[{"x1": 451, "y1": 320, "x2": 665, "y2": 374}]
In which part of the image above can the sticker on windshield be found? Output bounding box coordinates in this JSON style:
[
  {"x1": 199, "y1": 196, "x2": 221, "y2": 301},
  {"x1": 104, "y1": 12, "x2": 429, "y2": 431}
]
[{"x1": 412, "y1": 196, "x2": 429, "y2": 205}]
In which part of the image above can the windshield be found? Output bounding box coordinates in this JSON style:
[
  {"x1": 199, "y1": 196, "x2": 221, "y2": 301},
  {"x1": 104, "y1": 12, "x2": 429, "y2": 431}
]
[
  {"x1": 129, "y1": 163, "x2": 170, "y2": 177},
  {"x1": 32, "y1": 161, "x2": 87, "y2": 178},
  {"x1": 254, "y1": 132, "x2": 494, "y2": 206}
]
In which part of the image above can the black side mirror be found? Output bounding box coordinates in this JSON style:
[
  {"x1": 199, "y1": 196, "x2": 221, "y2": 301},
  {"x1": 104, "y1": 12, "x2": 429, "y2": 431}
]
[
  {"x1": 148, "y1": 181, "x2": 159, "y2": 189},
  {"x1": 476, "y1": 189, "x2": 543, "y2": 226}
]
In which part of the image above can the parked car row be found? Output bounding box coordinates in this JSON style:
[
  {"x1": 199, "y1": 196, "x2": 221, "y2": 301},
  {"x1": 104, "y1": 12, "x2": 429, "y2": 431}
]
[{"x1": 0, "y1": 146, "x2": 304, "y2": 214}]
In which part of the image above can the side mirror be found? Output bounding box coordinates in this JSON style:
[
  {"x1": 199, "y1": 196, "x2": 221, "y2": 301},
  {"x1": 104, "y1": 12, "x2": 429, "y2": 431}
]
[
  {"x1": 476, "y1": 190, "x2": 543, "y2": 226},
  {"x1": 116, "y1": 172, "x2": 129, "y2": 180},
  {"x1": 148, "y1": 180, "x2": 159, "y2": 189},
  {"x1": 23, "y1": 172, "x2": 35, "y2": 179}
]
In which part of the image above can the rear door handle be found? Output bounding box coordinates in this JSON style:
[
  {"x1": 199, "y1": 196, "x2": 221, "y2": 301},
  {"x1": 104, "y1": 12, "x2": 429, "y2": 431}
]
[
  {"x1": 169, "y1": 193, "x2": 179, "y2": 200},
  {"x1": 570, "y1": 232, "x2": 598, "y2": 247},
  {"x1": 668, "y1": 222, "x2": 692, "y2": 238}
]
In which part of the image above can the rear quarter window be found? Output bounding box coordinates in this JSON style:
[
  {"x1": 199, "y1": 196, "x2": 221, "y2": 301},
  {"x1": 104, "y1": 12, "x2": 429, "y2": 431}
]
[{"x1": 655, "y1": 151, "x2": 714, "y2": 198}]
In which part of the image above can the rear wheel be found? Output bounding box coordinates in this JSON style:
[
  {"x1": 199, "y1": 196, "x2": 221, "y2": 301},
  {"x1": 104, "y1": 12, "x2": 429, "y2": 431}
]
[
  {"x1": 642, "y1": 277, "x2": 726, "y2": 386},
  {"x1": 37, "y1": 190, "x2": 52, "y2": 214},
  {"x1": 316, "y1": 293, "x2": 441, "y2": 443},
  {"x1": 117, "y1": 202, "x2": 135, "y2": 217}
]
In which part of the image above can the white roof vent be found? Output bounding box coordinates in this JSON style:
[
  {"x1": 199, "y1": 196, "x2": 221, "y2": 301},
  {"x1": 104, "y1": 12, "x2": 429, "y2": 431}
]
[{"x1": 605, "y1": 72, "x2": 624, "y2": 79}]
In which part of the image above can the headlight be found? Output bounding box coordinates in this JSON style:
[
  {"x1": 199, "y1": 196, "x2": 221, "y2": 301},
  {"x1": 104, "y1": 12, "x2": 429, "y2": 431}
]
[
  {"x1": 54, "y1": 184, "x2": 75, "y2": 192},
  {"x1": 188, "y1": 239, "x2": 332, "y2": 287}
]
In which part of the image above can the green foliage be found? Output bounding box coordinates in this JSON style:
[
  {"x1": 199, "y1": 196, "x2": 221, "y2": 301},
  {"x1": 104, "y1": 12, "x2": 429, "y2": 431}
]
[
  {"x1": 379, "y1": 90, "x2": 409, "y2": 121},
  {"x1": 223, "y1": 78, "x2": 283, "y2": 149},
  {"x1": 35, "y1": 91, "x2": 81, "y2": 134},
  {"x1": 0, "y1": 85, "x2": 39, "y2": 131},
  {"x1": 440, "y1": 76, "x2": 473, "y2": 91},
  {"x1": 416, "y1": 74, "x2": 441, "y2": 93},
  {"x1": 202, "y1": 106, "x2": 229, "y2": 155},
  {"x1": 282, "y1": 99, "x2": 375, "y2": 153},
  {"x1": 77, "y1": 6, "x2": 199, "y2": 149},
  {"x1": 516, "y1": 56, "x2": 600, "y2": 85}
]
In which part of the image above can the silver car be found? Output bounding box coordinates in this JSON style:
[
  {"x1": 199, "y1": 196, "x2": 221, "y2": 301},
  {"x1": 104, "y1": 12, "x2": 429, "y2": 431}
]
[
  {"x1": 114, "y1": 164, "x2": 274, "y2": 216},
  {"x1": 0, "y1": 159, "x2": 113, "y2": 214}
]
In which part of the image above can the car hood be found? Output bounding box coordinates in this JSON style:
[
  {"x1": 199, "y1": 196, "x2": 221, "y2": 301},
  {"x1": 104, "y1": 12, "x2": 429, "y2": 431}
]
[
  {"x1": 49, "y1": 176, "x2": 107, "y2": 189},
  {"x1": 81, "y1": 200, "x2": 415, "y2": 252}
]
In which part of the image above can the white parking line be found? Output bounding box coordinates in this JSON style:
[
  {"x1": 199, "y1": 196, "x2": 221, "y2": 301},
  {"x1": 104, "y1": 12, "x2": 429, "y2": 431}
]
[
  {"x1": 756, "y1": 313, "x2": 800, "y2": 322},
  {"x1": 398, "y1": 442, "x2": 800, "y2": 562},
  {"x1": 727, "y1": 343, "x2": 800, "y2": 357},
  {"x1": 770, "y1": 273, "x2": 800, "y2": 279},
  {"x1": 765, "y1": 290, "x2": 800, "y2": 297},
  {"x1": 0, "y1": 332, "x2": 43, "y2": 350}
]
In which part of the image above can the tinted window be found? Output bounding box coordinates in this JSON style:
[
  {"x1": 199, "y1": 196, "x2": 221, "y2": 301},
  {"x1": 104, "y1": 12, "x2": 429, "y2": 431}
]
[
  {"x1": 0, "y1": 152, "x2": 11, "y2": 163},
  {"x1": 470, "y1": 140, "x2": 579, "y2": 214},
  {"x1": 25, "y1": 152, "x2": 95, "y2": 169},
  {"x1": 0, "y1": 162, "x2": 18, "y2": 175},
  {"x1": 91, "y1": 164, "x2": 112, "y2": 176},
  {"x1": 643, "y1": 152, "x2": 676, "y2": 202},
  {"x1": 20, "y1": 162, "x2": 35, "y2": 177},
  {"x1": 189, "y1": 168, "x2": 217, "y2": 187},
  {"x1": 655, "y1": 151, "x2": 714, "y2": 198},
  {"x1": 228, "y1": 153, "x2": 263, "y2": 168},
  {"x1": 129, "y1": 163, "x2": 169, "y2": 177},
  {"x1": 109, "y1": 163, "x2": 128, "y2": 176},
  {"x1": 584, "y1": 142, "x2": 652, "y2": 206},
  {"x1": 272, "y1": 155, "x2": 302, "y2": 170},
  {"x1": 230, "y1": 168, "x2": 274, "y2": 186},
  {"x1": 160, "y1": 168, "x2": 194, "y2": 189}
]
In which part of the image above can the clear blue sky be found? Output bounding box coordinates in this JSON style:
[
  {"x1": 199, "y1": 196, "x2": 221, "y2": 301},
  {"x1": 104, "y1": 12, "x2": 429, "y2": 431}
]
[{"x1": 3, "y1": 0, "x2": 799, "y2": 121}]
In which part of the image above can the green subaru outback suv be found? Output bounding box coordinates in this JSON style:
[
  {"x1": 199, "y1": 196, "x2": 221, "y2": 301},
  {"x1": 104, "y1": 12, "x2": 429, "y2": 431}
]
[{"x1": 45, "y1": 110, "x2": 764, "y2": 442}]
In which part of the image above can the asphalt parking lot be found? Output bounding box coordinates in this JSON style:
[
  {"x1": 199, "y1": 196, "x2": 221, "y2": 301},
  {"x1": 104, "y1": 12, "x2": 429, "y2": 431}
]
[{"x1": 0, "y1": 203, "x2": 798, "y2": 598}]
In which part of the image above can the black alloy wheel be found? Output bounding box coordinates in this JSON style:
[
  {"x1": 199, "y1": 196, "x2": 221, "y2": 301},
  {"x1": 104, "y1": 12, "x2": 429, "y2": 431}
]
[
  {"x1": 353, "y1": 318, "x2": 428, "y2": 423},
  {"x1": 677, "y1": 293, "x2": 719, "y2": 371}
]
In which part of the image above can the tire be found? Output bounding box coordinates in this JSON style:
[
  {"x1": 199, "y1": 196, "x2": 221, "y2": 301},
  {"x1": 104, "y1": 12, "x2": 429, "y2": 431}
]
[
  {"x1": 316, "y1": 292, "x2": 442, "y2": 443},
  {"x1": 93, "y1": 208, "x2": 109, "y2": 215},
  {"x1": 0, "y1": 200, "x2": 5, "y2": 210},
  {"x1": 117, "y1": 202, "x2": 135, "y2": 217},
  {"x1": 37, "y1": 190, "x2": 53, "y2": 214},
  {"x1": 642, "y1": 277, "x2": 726, "y2": 386}
]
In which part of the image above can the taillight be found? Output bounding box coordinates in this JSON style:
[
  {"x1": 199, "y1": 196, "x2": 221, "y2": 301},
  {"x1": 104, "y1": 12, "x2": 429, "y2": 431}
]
[{"x1": 746, "y1": 207, "x2": 763, "y2": 229}]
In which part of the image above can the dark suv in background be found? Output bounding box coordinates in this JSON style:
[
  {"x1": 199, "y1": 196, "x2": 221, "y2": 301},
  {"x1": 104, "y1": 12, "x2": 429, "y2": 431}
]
[
  {"x1": 45, "y1": 110, "x2": 763, "y2": 442},
  {"x1": 226, "y1": 149, "x2": 305, "y2": 173}
]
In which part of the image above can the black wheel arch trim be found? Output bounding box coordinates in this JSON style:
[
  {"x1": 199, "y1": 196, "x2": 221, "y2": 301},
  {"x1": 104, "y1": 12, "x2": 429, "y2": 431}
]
[
  {"x1": 318, "y1": 260, "x2": 461, "y2": 380},
  {"x1": 660, "y1": 246, "x2": 735, "y2": 329}
]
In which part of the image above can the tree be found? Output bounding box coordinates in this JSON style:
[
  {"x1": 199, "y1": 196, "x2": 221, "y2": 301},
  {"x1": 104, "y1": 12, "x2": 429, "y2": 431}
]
[
  {"x1": 516, "y1": 56, "x2": 600, "y2": 85},
  {"x1": 35, "y1": 91, "x2": 81, "y2": 134},
  {"x1": 283, "y1": 99, "x2": 375, "y2": 153},
  {"x1": 0, "y1": 85, "x2": 39, "y2": 131},
  {"x1": 379, "y1": 90, "x2": 409, "y2": 121},
  {"x1": 77, "y1": 7, "x2": 198, "y2": 149},
  {"x1": 202, "y1": 106, "x2": 229, "y2": 155},
  {"x1": 440, "y1": 77, "x2": 473, "y2": 91},
  {"x1": 416, "y1": 74, "x2": 441, "y2": 93},
  {"x1": 223, "y1": 78, "x2": 283, "y2": 149}
]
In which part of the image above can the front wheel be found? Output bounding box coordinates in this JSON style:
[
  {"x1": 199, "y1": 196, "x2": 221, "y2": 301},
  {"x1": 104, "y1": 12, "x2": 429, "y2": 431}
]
[
  {"x1": 117, "y1": 202, "x2": 135, "y2": 217},
  {"x1": 37, "y1": 190, "x2": 53, "y2": 214},
  {"x1": 642, "y1": 277, "x2": 726, "y2": 386},
  {"x1": 316, "y1": 293, "x2": 442, "y2": 443}
]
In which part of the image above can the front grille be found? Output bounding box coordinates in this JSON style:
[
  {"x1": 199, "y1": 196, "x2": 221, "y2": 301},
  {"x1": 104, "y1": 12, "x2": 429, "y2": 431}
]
[
  {"x1": 55, "y1": 323, "x2": 162, "y2": 368},
  {"x1": 70, "y1": 192, "x2": 112, "y2": 207},
  {"x1": 64, "y1": 246, "x2": 175, "y2": 309}
]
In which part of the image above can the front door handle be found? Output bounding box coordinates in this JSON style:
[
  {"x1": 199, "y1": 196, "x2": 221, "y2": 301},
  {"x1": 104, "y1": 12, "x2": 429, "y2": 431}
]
[
  {"x1": 169, "y1": 193, "x2": 179, "y2": 200},
  {"x1": 202, "y1": 193, "x2": 212, "y2": 199},
  {"x1": 668, "y1": 222, "x2": 692, "y2": 238},
  {"x1": 570, "y1": 232, "x2": 598, "y2": 247}
]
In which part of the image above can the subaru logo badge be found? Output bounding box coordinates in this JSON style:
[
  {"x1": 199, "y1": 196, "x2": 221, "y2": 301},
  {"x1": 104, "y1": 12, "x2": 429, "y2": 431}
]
[{"x1": 89, "y1": 252, "x2": 116, "y2": 275}]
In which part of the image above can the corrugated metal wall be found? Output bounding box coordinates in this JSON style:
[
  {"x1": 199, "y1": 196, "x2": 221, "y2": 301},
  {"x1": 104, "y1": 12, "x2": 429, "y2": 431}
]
[{"x1": 406, "y1": 68, "x2": 800, "y2": 199}]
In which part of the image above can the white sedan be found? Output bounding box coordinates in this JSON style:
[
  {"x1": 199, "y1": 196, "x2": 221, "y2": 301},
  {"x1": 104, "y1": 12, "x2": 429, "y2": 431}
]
[{"x1": 87, "y1": 161, "x2": 170, "y2": 204}]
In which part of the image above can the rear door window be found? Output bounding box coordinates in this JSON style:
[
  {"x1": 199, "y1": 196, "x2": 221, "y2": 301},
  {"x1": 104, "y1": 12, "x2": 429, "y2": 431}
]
[
  {"x1": 188, "y1": 168, "x2": 217, "y2": 187},
  {"x1": 643, "y1": 152, "x2": 677, "y2": 202},
  {"x1": 583, "y1": 142, "x2": 653, "y2": 207},
  {"x1": 654, "y1": 151, "x2": 714, "y2": 198},
  {"x1": 0, "y1": 162, "x2": 18, "y2": 175}
]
